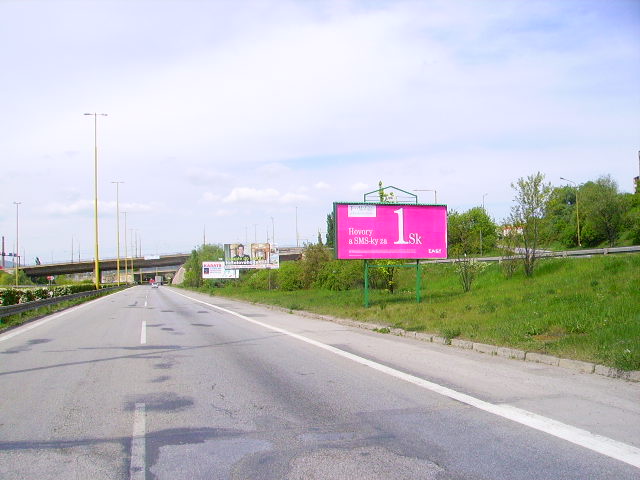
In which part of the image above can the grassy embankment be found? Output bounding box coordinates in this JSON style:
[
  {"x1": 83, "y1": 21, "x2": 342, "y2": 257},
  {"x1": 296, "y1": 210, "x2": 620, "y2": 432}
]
[{"x1": 191, "y1": 254, "x2": 640, "y2": 371}]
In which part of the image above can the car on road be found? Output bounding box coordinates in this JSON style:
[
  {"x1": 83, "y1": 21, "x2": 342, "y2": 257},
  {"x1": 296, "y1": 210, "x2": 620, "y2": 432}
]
[{"x1": 151, "y1": 282, "x2": 159, "y2": 288}]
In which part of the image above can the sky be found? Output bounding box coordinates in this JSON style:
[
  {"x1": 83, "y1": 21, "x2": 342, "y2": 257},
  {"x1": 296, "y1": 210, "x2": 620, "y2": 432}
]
[{"x1": 1, "y1": 0, "x2": 639, "y2": 264}]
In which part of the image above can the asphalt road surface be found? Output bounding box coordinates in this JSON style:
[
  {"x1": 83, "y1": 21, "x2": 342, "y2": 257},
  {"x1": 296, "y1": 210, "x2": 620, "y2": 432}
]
[{"x1": 1, "y1": 285, "x2": 639, "y2": 479}]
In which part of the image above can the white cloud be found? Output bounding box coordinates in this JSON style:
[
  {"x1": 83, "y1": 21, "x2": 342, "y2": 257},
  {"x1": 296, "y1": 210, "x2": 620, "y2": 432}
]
[
  {"x1": 350, "y1": 182, "x2": 370, "y2": 192},
  {"x1": 43, "y1": 200, "x2": 154, "y2": 216},
  {"x1": 223, "y1": 187, "x2": 281, "y2": 204},
  {"x1": 314, "y1": 181, "x2": 331, "y2": 190},
  {"x1": 200, "y1": 192, "x2": 222, "y2": 203},
  {"x1": 257, "y1": 163, "x2": 292, "y2": 176}
]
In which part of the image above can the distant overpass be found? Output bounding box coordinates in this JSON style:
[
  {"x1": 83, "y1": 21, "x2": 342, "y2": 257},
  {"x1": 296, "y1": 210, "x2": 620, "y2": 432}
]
[
  {"x1": 18, "y1": 247, "x2": 305, "y2": 278},
  {"x1": 20, "y1": 254, "x2": 190, "y2": 278}
]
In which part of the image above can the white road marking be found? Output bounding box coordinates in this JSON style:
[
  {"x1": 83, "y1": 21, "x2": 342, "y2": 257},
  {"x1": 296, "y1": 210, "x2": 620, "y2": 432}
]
[
  {"x1": 0, "y1": 288, "x2": 129, "y2": 343},
  {"x1": 170, "y1": 289, "x2": 640, "y2": 469},
  {"x1": 129, "y1": 402, "x2": 146, "y2": 480},
  {"x1": 140, "y1": 321, "x2": 147, "y2": 345}
]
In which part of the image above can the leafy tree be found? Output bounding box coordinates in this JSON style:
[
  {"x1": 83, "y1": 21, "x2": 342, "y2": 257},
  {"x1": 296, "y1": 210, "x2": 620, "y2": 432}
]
[
  {"x1": 448, "y1": 207, "x2": 497, "y2": 256},
  {"x1": 325, "y1": 211, "x2": 335, "y2": 248},
  {"x1": 508, "y1": 172, "x2": 552, "y2": 277},
  {"x1": 580, "y1": 176, "x2": 627, "y2": 247},
  {"x1": 300, "y1": 243, "x2": 331, "y2": 288},
  {"x1": 543, "y1": 185, "x2": 579, "y2": 248},
  {"x1": 182, "y1": 244, "x2": 226, "y2": 287}
]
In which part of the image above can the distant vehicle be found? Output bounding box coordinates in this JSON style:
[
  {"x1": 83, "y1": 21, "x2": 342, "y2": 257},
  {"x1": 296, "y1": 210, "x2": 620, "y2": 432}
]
[{"x1": 151, "y1": 282, "x2": 159, "y2": 288}]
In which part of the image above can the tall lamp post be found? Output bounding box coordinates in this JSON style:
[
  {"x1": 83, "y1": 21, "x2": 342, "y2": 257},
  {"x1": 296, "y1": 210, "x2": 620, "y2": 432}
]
[
  {"x1": 13, "y1": 201, "x2": 21, "y2": 287},
  {"x1": 123, "y1": 211, "x2": 128, "y2": 284},
  {"x1": 112, "y1": 181, "x2": 124, "y2": 285},
  {"x1": 560, "y1": 177, "x2": 581, "y2": 246},
  {"x1": 84, "y1": 112, "x2": 108, "y2": 289}
]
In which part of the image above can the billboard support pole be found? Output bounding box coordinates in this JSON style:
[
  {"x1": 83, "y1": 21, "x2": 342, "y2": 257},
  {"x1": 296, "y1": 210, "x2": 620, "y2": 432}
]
[
  {"x1": 416, "y1": 260, "x2": 421, "y2": 303},
  {"x1": 364, "y1": 260, "x2": 370, "y2": 308}
]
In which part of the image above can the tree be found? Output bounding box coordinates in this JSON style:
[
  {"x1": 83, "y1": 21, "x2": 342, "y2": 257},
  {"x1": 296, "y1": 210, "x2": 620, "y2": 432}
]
[
  {"x1": 543, "y1": 185, "x2": 579, "y2": 248},
  {"x1": 325, "y1": 212, "x2": 335, "y2": 248},
  {"x1": 182, "y1": 244, "x2": 226, "y2": 287},
  {"x1": 509, "y1": 172, "x2": 552, "y2": 277},
  {"x1": 580, "y1": 176, "x2": 627, "y2": 247},
  {"x1": 448, "y1": 207, "x2": 497, "y2": 256}
]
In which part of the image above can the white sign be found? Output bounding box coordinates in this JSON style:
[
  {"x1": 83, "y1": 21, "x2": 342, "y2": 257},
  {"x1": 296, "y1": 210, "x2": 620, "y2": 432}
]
[
  {"x1": 348, "y1": 204, "x2": 377, "y2": 218},
  {"x1": 202, "y1": 261, "x2": 239, "y2": 279}
]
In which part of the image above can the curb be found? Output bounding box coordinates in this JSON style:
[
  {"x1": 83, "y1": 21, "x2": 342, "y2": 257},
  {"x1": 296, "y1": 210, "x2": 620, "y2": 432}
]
[{"x1": 255, "y1": 302, "x2": 640, "y2": 383}]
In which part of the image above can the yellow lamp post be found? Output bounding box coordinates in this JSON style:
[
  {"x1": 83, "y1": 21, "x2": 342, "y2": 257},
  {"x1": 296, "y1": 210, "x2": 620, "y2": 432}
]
[
  {"x1": 84, "y1": 112, "x2": 108, "y2": 289},
  {"x1": 111, "y1": 181, "x2": 124, "y2": 285}
]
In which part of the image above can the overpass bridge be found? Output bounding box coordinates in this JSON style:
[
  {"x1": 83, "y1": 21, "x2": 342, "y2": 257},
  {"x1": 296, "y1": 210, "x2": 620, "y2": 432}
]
[
  {"x1": 17, "y1": 247, "x2": 305, "y2": 280},
  {"x1": 19, "y1": 254, "x2": 190, "y2": 278}
]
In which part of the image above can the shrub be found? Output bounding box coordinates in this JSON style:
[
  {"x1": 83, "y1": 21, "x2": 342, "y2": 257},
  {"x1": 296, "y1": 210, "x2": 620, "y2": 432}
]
[
  {"x1": 315, "y1": 260, "x2": 364, "y2": 291},
  {"x1": 277, "y1": 262, "x2": 304, "y2": 291}
]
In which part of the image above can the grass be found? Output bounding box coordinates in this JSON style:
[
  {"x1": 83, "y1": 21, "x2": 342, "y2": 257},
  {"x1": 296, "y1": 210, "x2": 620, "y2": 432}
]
[{"x1": 188, "y1": 254, "x2": 640, "y2": 371}]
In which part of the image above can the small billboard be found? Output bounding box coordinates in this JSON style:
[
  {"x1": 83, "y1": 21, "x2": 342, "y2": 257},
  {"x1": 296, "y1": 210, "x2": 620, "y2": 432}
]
[
  {"x1": 223, "y1": 243, "x2": 279, "y2": 269},
  {"x1": 202, "y1": 261, "x2": 239, "y2": 279},
  {"x1": 334, "y1": 203, "x2": 447, "y2": 260}
]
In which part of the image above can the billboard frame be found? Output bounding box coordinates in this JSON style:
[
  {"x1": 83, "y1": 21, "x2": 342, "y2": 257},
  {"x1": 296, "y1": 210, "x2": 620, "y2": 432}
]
[{"x1": 334, "y1": 186, "x2": 448, "y2": 307}]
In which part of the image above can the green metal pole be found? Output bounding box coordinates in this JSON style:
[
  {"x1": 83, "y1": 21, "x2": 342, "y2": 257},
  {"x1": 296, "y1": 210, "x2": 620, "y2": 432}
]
[
  {"x1": 364, "y1": 260, "x2": 369, "y2": 308},
  {"x1": 416, "y1": 260, "x2": 421, "y2": 303}
]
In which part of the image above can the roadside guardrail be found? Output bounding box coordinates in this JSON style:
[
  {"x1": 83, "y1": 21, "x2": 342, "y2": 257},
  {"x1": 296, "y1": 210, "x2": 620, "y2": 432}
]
[
  {"x1": 423, "y1": 245, "x2": 640, "y2": 264},
  {"x1": 0, "y1": 286, "x2": 128, "y2": 319}
]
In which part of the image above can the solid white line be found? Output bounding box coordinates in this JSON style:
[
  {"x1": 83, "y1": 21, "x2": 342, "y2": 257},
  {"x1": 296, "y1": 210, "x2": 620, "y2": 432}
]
[
  {"x1": 129, "y1": 402, "x2": 146, "y2": 480},
  {"x1": 169, "y1": 288, "x2": 640, "y2": 469},
  {"x1": 0, "y1": 288, "x2": 130, "y2": 343},
  {"x1": 140, "y1": 321, "x2": 147, "y2": 345}
]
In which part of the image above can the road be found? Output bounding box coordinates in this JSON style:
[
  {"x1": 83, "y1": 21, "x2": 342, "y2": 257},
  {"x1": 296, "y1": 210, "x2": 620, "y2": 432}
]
[{"x1": 1, "y1": 285, "x2": 639, "y2": 479}]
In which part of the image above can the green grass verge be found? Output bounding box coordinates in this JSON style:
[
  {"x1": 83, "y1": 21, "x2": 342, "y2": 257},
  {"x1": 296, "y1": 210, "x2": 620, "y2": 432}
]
[{"x1": 185, "y1": 254, "x2": 640, "y2": 371}]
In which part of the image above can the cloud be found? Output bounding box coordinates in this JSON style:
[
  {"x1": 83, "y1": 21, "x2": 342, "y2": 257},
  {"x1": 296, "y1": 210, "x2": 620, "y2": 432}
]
[
  {"x1": 222, "y1": 187, "x2": 310, "y2": 205},
  {"x1": 43, "y1": 199, "x2": 154, "y2": 216},
  {"x1": 314, "y1": 181, "x2": 331, "y2": 190},
  {"x1": 257, "y1": 163, "x2": 292, "y2": 176},
  {"x1": 350, "y1": 182, "x2": 370, "y2": 192},
  {"x1": 200, "y1": 192, "x2": 222, "y2": 203},
  {"x1": 186, "y1": 168, "x2": 231, "y2": 186},
  {"x1": 223, "y1": 187, "x2": 280, "y2": 204}
]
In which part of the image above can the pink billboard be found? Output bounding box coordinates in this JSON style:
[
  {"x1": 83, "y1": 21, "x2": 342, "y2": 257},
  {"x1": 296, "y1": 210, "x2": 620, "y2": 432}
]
[{"x1": 335, "y1": 203, "x2": 447, "y2": 260}]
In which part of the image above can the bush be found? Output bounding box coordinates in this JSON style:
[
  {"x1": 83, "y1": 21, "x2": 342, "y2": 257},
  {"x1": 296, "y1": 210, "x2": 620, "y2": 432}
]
[
  {"x1": 276, "y1": 262, "x2": 304, "y2": 291},
  {"x1": 0, "y1": 284, "x2": 96, "y2": 307},
  {"x1": 300, "y1": 244, "x2": 332, "y2": 288},
  {"x1": 315, "y1": 260, "x2": 364, "y2": 291},
  {"x1": 245, "y1": 269, "x2": 275, "y2": 290}
]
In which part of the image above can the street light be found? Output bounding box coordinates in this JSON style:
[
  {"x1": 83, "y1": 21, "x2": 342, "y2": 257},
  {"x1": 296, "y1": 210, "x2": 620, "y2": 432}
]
[
  {"x1": 84, "y1": 112, "x2": 108, "y2": 288},
  {"x1": 560, "y1": 177, "x2": 581, "y2": 246},
  {"x1": 112, "y1": 181, "x2": 124, "y2": 285},
  {"x1": 123, "y1": 211, "x2": 128, "y2": 284},
  {"x1": 13, "y1": 201, "x2": 21, "y2": 287}
]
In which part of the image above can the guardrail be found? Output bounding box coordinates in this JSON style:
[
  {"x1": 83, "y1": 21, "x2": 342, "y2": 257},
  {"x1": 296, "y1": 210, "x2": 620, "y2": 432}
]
[
  {"x1": 423, "y1": 245, "x2": 640, "y2": 264},
  {"x1": 0, "y1": 286, "x2": 128, "y2": 319}
]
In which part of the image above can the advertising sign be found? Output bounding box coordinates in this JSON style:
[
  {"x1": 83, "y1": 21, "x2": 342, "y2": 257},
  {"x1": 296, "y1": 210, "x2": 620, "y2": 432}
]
[
  {"x1": 202, "y1": 261, "x2": 239, "y2": 279},
  {"x1": 223, "y1": 243, "x2": 280, "y2": 269},
  {"x1": 334, "y1": 203, "x2": 447, "y2": 260}
]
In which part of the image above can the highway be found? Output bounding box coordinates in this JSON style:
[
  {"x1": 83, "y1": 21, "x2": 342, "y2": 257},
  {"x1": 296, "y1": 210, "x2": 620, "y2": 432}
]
[{"x1": 1, "y1": 285, "x2": 639, "y2": 479}]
